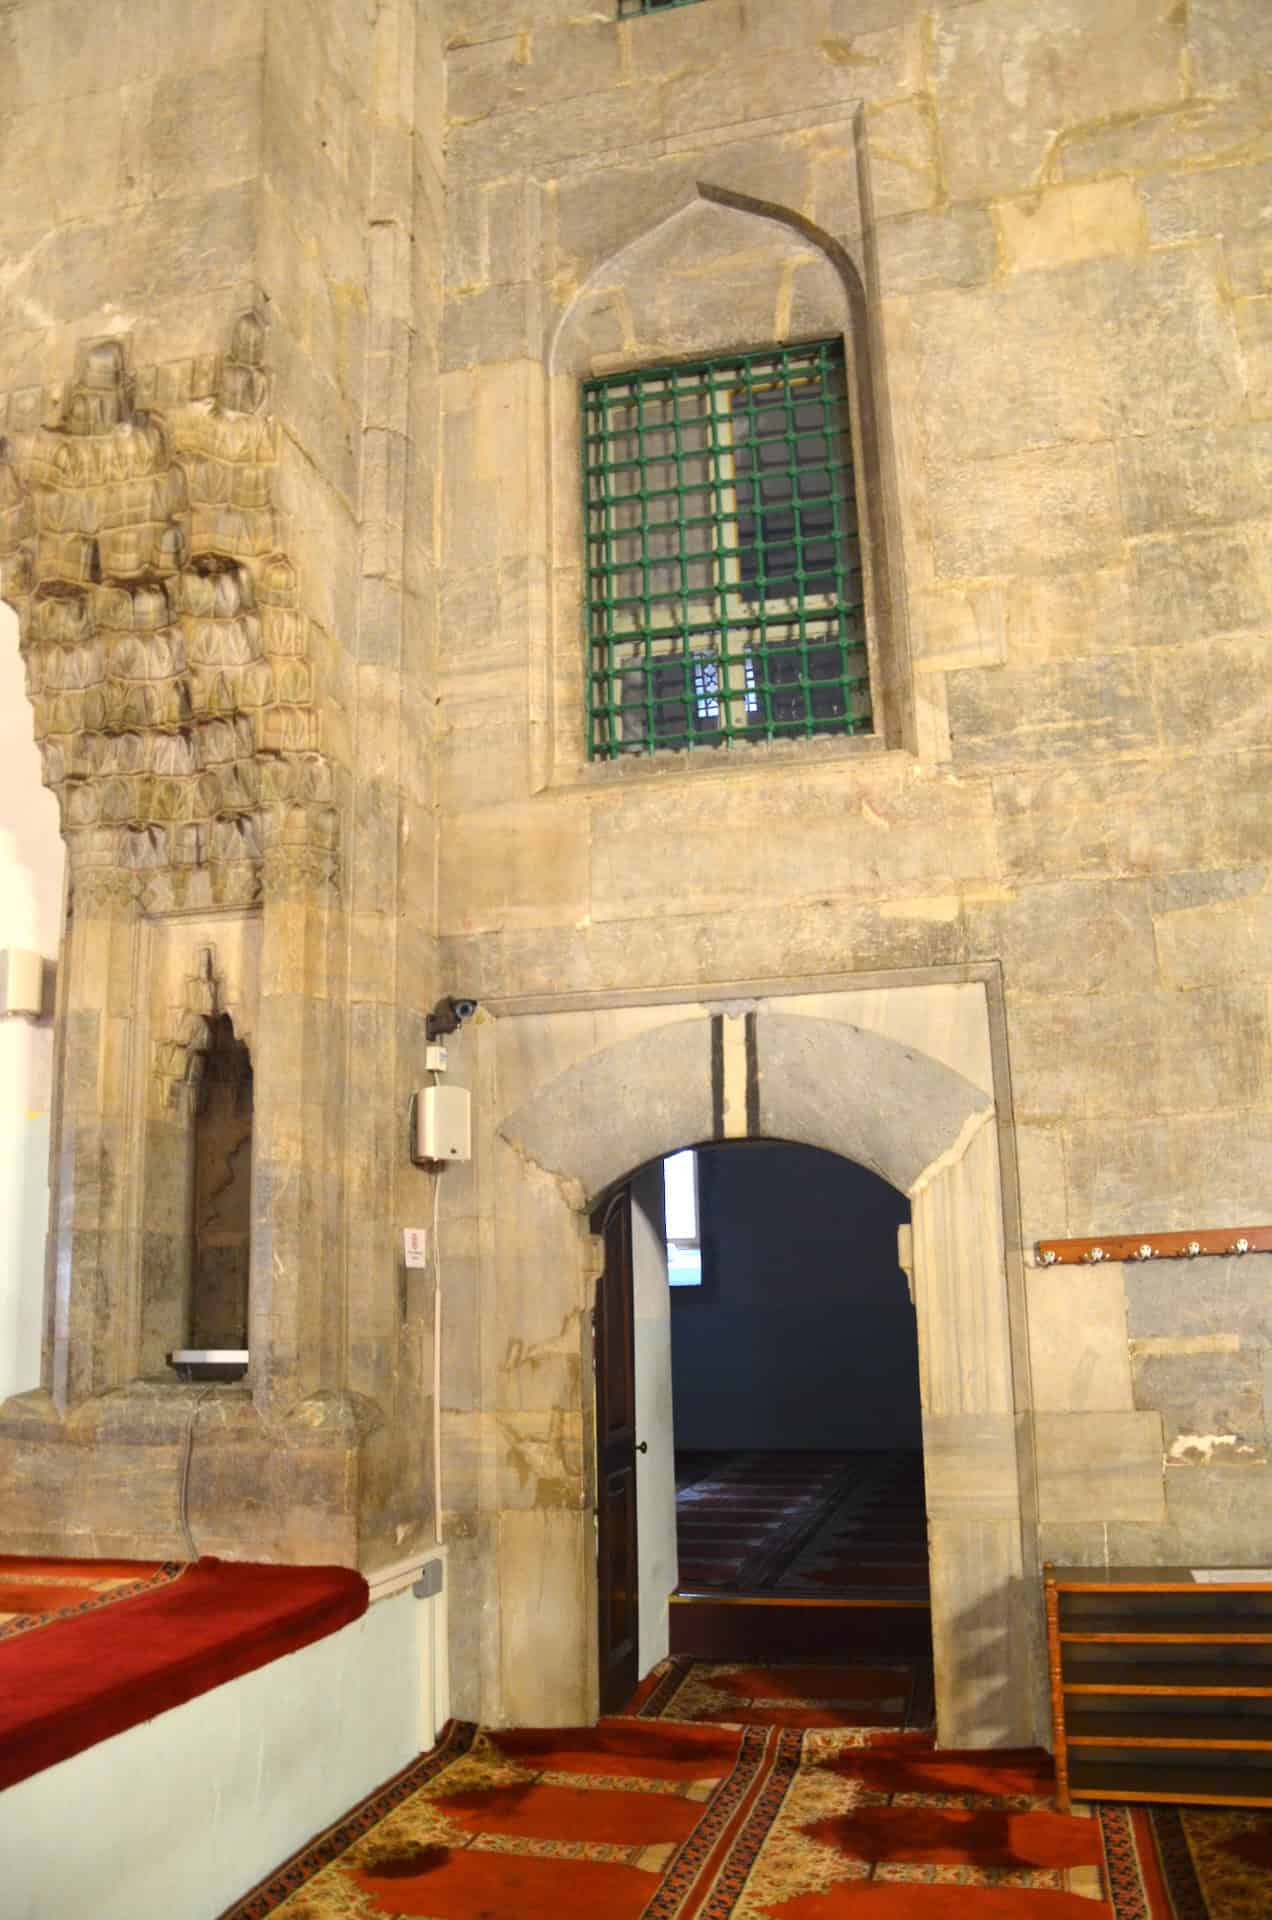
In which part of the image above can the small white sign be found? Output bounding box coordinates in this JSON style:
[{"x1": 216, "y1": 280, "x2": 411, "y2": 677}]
[
  {"x1": 1191, "y1": 1568, "x2": 1272, "y2": 1583},
  {"x1": 403, "y1": 1228, "x2": 429, "y2": 1269}
]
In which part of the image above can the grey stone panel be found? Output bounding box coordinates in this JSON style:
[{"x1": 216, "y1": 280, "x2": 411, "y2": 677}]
[
  {"x1": 947, "y1": 656, "x2": 1156, "y2": 770},
  {"x1": 1133, "y1": 1348, "x2": 1267, "y2": 1462},
  {"x1": 929, "y1": 1515, "x2": 1033, "y2": 1748},
  {"x1": 1118, "y1": 421, "x2": 1272, "y2": 537},
  {"x1": 1150, "y1": 867, "x2": 1266, "y2": 915},
  {"x1": 1058, "y1": 94, "x2": 1272, "y2": 180},
  {"x1": 1124, "y1": 1260, "x2": 1272, "y2": 1344},
  {"x1": 1027, "y1": 1267, "x2": 1134, "y2": 1414},
  {"x1": 754, "y1": 1010, "x2": 992, "y2": 1192},
  {"x1": 1133, "y1": 528, "x2": 1271, "y2": 646},
  {"x1": 1035, "y1": 1410, "x2": 1166, "y2": 1522},
  {"x1": 499, "y1": 1018, "x2": 715, "y2": 1203},
  {"x1": 1159, "y1": 1461, "x2": 1272, "y2": 1561},
  {"x1": 1064, "y1": 1114, "x2": 1272, "y2": 1237},
  {"x1": 924, "y1": 1412, "x2": 1022, "y2": 1518},
  {"x1": 874, "y1": 207, "x2": 996, "y2": 293},
  {"x1": 1188, "y1": 0, "x2": 1272, "y2": 96},
  {"x1": 931, "y1": 0, "x2": 1187, "y2": 200},
  {"x1": 1037, "y1": 1523, "x2": 1112, "y2": 1567}
]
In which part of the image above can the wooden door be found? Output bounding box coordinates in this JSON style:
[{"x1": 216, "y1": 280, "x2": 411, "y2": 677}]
[{"x1": 593, "y1": 1185, "x2": 640, "y2": 1715}]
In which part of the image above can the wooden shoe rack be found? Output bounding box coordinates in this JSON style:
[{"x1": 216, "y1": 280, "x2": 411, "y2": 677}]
[{"x1": 1045, "y1": 1563, "x2": 1272, "y2": 1811}]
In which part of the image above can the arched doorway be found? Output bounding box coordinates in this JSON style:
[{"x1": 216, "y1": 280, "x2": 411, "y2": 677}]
[
  {"x1": 591, "y1": 1139, "x2": 931, "y2": 1716},
  {"x1": 458, "y1": 972, "x2": 1037, "y2": 1748}
]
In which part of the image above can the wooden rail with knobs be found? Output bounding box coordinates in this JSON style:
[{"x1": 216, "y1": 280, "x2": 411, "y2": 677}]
[{"x1": 1035, "y1": 1225, "x2": 1272, "y2": 1267}]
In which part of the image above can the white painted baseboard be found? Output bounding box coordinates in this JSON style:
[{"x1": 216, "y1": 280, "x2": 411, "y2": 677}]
[{"x1": 1, "y1": 1555, "x2": 449, "y2": 1920}]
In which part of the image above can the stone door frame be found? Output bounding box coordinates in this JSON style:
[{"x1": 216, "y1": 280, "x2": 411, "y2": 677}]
[{"x1": 487, "y1": 962, "x2": 1043, "y2": 1747}]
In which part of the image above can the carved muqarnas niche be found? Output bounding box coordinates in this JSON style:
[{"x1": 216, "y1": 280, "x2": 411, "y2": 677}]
[
  {"x1": 0, "y1": 316, "x2": 337, "y2": 912},
  {"x1": 154, "y1": 945, "x2": 250, "y2": 1115}
]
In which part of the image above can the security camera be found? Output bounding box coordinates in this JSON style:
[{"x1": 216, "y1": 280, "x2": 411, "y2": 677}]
[{"x1": 426, "y1": 994, "x2": 479, "y2": 1041}]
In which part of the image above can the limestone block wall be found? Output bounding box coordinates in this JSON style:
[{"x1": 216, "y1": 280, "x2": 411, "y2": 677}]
[{"x1": 435, "y1": 0, "x2": 1272, "y2": 1661}]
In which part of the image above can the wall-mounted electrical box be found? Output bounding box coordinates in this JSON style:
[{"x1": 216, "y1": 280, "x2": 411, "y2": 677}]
[
  {"x1": 416, "y1": 1084, "x2": 471, "y2": 1162},
  {"x1": 0, "y1": 948, "x2": 47, "y2": 1019}
]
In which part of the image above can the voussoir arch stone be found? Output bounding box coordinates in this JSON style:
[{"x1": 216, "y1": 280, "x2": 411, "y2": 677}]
[
  {"x1": 498, "y1": 1009, "x2": 992, "y2": 1204},
  {"x1": 753, "y1": 1011, "x2": 992, "y2": 1193},
  {"x1": 500, "y1": 1018, "x2": 716, "y2": 1204}
]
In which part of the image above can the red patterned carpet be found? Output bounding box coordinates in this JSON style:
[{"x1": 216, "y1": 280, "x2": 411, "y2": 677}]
[
  {"x1": 222, "y1": 1709, "x2": 1107, "y2": 1919},
  {"x1": 217, "y1": 1648, "x2": 1272, "y2": 1918}
]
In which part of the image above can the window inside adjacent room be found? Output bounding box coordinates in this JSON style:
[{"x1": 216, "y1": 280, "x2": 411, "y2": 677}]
[{"x1": 664, "y1": 1149, "x2": 703, "y2": 1287}]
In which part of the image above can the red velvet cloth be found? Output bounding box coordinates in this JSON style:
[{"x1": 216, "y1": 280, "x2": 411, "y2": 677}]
[{"x1": 0, "y1": 1556, "x2": 368, "y2": 1790}]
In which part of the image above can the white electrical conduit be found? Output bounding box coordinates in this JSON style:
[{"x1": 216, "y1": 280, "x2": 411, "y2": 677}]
[{"x1": 432, "y1": 1167, "x2": 443, "y2": 1546}]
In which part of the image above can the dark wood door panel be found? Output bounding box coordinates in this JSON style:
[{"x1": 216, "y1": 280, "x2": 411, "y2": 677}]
[{"x1": 594, "y1": 1187, "x2": 639, "y2": 1716}]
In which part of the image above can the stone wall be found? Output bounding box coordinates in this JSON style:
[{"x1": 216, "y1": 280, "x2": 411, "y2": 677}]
[
  {"x1": 435, "y1": 0, "x2": 1272, "y2": 1716},
  {"x1": 0, "y1": 0, "x2": 449, "y2": 1573}
]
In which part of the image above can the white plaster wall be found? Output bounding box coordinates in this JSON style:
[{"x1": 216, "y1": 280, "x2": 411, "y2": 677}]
[
  {"x1": 0, "y1": 601, "x2": 62, "y2": 1402},
  {"x1": 631, "y1": 1159, "x2": 676, "y2": 1677},
  {"x1": 0, "y1": 1574, "x2": 449, "y2": 1920}
]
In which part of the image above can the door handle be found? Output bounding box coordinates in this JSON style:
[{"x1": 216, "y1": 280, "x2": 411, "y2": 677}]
[{"x1": 636, "y1": 1441, "x2": 648, "y2": 1454}]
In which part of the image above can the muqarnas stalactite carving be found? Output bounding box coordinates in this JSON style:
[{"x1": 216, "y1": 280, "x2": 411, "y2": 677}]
[{"x1": 0, "y1": 315, "x2": 338, "y2": 911}]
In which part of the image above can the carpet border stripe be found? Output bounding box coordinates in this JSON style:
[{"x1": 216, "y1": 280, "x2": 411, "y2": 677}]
[
  {"x1": 641, "y1": 1723, "x2": 774, "y2": 1919},
  {"x1": 1097, "y1": 1801, "x2": 1228, "y2": 1920},
  {"x1": 680, "y1": 1726, "x2": 804, "y2": 1920},
  {"x1": 0, "y1": 1559, "x2": 187, "y2": 1644}
]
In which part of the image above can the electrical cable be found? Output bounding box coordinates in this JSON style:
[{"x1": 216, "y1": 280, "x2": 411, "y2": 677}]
[{"x1": 177, "y1": 1382, "x2": 216, "y2": 1562}]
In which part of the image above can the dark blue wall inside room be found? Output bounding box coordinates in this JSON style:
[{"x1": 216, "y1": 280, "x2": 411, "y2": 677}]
[{"x1": 670, "y1": 1141, "x2": 919, "y2": 1451}]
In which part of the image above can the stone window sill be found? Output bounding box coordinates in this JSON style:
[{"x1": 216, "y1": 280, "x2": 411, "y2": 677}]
[{"x1": 548, "y1": 726, "x2": 891, "y2": 796}]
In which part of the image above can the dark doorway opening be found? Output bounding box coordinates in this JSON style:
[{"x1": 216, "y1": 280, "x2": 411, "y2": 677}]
[
  {"x1": 668, "y1": 1144, "x2": 930, "y2": 1661},
  {"x1": 592, "y1": 1141, "x2": 931, "y2": 1710}
]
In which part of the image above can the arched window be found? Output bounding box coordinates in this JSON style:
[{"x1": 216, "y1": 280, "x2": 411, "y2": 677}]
[{"x1": 552, "y1": 189, "x2": 904, "y2": 774}]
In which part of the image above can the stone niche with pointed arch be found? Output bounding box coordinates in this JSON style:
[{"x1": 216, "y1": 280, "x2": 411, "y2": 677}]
[
  {"x1": 145, "y1": 944, "x2": 256, "y2": 1373},
  {"x1": 543, "y1": 183, "x2": 911, "y2": 776}
]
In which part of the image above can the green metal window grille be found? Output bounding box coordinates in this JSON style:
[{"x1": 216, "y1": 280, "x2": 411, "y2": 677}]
[
  {"x1": 618, "y1": 1, "x2": 703, "y2": 17},
  {"x1": 583, "y1": 340, "x2": 871, "y2": 760}
]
